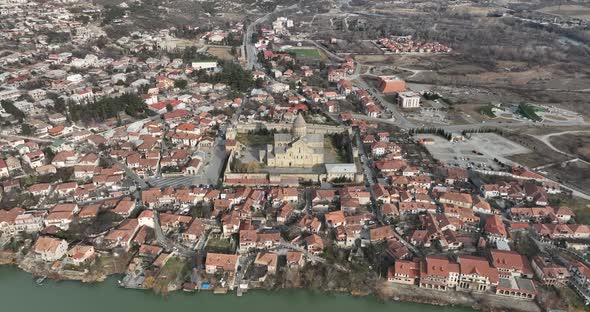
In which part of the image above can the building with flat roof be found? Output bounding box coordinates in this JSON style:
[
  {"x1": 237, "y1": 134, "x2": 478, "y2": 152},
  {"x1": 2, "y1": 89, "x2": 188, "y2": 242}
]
[
  {"x1": 398, "y1": 91, "x2": 421, "y2": 108},
  {"x1": 191, "y1": 60, "x2": 218, "y2": 71},
  {"x1": 325, "y1": 163, "x2": 359, "y2": 182}
]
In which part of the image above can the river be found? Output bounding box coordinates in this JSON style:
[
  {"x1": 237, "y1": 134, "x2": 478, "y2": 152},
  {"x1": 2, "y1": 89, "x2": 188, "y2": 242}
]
[{"x1": 0, "y1": 266, "x2": 473, "y2": 312}]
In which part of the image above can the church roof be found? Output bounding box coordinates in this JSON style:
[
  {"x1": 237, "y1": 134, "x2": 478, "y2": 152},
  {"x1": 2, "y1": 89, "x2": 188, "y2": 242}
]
[{"x1": 293, "y1": 113, "x2": 306, "y2": 127}]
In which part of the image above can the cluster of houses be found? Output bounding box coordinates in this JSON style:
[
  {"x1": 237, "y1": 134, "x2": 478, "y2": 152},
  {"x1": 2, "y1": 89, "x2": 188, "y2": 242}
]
[
  {"x1": 344, "y1": 120, "x2": 590, "y2": 303},
  {"x1": 377, "y1": 36, "x2": 451, "y2": 54},
  {"x1": 2, "y1": 1, "x2": 590, "y2": 306},
  {"x1": 0, "y1": 1, "x2": 104, "y2": 54},
  {"x1": 201, "y1": 22, "x2": 244, "y2": 44}
]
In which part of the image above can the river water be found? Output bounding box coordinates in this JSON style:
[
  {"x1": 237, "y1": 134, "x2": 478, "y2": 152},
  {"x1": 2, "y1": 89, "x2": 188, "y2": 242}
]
[{"x1": 0, "y1": 266, "x2": 473, "y2": 312}]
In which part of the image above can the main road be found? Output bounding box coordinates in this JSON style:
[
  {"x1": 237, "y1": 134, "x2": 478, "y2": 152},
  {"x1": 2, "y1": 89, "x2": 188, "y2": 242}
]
[
  {"x1": 351, "y1": 74, "x2": 416, "y2": 129},
  {"x1": 243, "y1": 4, "x2": 299, "y2": 70}
]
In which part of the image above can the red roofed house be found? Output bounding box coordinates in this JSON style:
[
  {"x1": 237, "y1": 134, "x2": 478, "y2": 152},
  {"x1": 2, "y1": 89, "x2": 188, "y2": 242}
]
[
  {"x1": 457, "y1": 255, "x2": 499, "y2": 292},
  {"x1": 205, "y1": 253, "x2": 239, "y2": 274},
  {"x1": 33, "y1": 236, "x2": 68, "y2": 262},
  {"x1": 439, "y1": 192, "x2": 473, "y2": 208},
  {"x1": 0, "y1": 159, "x2": 8, "y2": 178},
  {"x1": 489, "y1": 249, "x2": 533, "y2": 279},
  {"x1": 531, "y1": 256, "x2": 569, "y2": 287},
  {"x1": 569, "y1": 261, "x2": 590, "y2": 303},
  {"x1": 378, "y1": 76, "x2": 407, "y2": 94},
  {"x1": 389, "y1": 259, "x2": 421, "y2": 285},
  {"x1": 149, "y1": 99, "x2": 184, "y2": 114},
  {"x1": 419, "y1": 256, "x2": 460, "y2": 290},
  {"x1": 484, "y1": 215, "x2": 508, "y2": 243},
  {"x1": 67, "y1": 245, "x2": 95, "y2": 265}
]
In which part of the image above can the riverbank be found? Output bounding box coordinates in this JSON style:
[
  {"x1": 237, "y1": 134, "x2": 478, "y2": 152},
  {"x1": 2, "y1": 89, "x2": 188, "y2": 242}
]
[
  {"x1": 0, "y1": 265, "x2": 475, "y2": 312},
  {"x1": 375, "y1": 281, "x2": 541, "y2": 312},
  {"x1": 18, "y1": 255, "x2": 106, "y2": 282},
  {"x1": 0, "y1": 255, "x2": 542, "y2": 312},
  {"x1": 0, "y1": 250, "x2": 17, "y2": 265}
]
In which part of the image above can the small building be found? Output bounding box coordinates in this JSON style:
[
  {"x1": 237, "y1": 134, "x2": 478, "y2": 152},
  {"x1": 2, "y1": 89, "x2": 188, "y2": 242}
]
[
  {"x1": 397, "y1": 91, "x2": 421, "y2": 108},
  {"x1": 66, "y1": 245, "x2": 95, "y2": 266},
  {"x1": 191, "y1": 60, "x2": 218, "y2": 71},
  {"x1": 388, "y1": 259, "x2": 420, "y2": 285},
  {"x1": 205, "y1": 253, "x2": 239, "y2": 274},
  {"x1": 33, "y1": 237, "x2": 68, "y2": 262},
  {"x1": 531, "y1": 256, "x2": 569, "y2": 287},
  {"x1": 325, "y1": 163, "x2": 358, "y2": 182},
  {"x1": 378, "y1": 76, "x2": 406, "y2": 94}
]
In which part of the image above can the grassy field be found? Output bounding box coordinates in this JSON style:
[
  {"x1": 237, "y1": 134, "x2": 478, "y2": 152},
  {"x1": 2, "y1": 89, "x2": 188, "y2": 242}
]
[
  {"x1": 518, "y1": 103, "x2": 544, "y2": 121},
  {"x1": 287, "y1": 48, "x2": 322, "y2": 60},
  {"x1": 207, "y1": 47, "x2": 235, "y2": 61},
  {"x1": 153, "y1": 256, "x2": 186, "y2": 294},
  {"x1": 205, "y1": 235, "x2": 233, "y2": 253},
  {"x1": 545, "y1": 161, "x2": 590, "y2": 198},
  {"x1": 478, "y1": 105, "x2": 496, "y2": 118},
  {"x1": 506, "y1": 132, "x2": 569, "y2": 168},
  {"x1": 304, "y1": 112, "x2": 338, "y2": 125},
  {"x1": 324, "y1": 137, "x2": 345, "y2": 163},
  {"x1": 235, "y1": 133, "x2": 274, "y2": 146},
  {"x1": 558, "y1": 286, "x2": 587, "y2": 312}
]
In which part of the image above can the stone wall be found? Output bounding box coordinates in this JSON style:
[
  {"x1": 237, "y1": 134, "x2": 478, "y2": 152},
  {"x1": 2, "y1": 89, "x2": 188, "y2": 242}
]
[{"x1": 235, "y1": 121, "x2": 351, "y2": 136}]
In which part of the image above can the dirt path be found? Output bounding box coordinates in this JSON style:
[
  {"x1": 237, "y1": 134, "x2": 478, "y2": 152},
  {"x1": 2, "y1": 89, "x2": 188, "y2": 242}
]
[
  {"x1": 397, "y1": 66, "x2": 433, "y2": 78},
  {"x1": 530, "y1": 130, "x2": 590, "y2": 200},
  {"x1": 533, "y1": 130, "x2": 590, "y2": 160}
]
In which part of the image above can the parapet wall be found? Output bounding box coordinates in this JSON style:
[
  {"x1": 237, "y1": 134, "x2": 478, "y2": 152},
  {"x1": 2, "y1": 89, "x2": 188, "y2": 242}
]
[{"x1": 235, "y1": 121, "x2": 350, "y2": 135}]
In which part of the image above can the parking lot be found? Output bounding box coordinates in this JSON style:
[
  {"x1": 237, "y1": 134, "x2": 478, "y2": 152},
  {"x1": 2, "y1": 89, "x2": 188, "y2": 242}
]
[
  {"x1": 148, "y1": 141, "x2": 227, "y2": 188},
  {"x1": 416, "y1": 133, "x2": 530, "y2": 170}
]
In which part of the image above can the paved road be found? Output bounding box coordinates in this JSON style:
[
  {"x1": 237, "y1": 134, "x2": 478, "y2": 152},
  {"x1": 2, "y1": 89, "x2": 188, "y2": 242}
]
[
  {"x1": 354, "y1": 129, "x2": 376, "y2": 187},
  {"x1": 355, "y1": 129, "x2": 423, "y2": 257},
  {"x1": 352, "y1": 76, "x2": 416, "y2": 129},
  {"x1": 152, "y1": 211, "x2": 196, "y2": 258},
  {"x1": 398, "y1": 66, "x2": 432, "y2": 79},
  {"x1": 304, "y1": 188, "x2": 311, "y2": 215},
  {"x1": 349, "y1": 110, "x2": 589, "y2": 134},
  {"x1": 0, "y1": 133, "x2": 54, "y2": 143},
  {"x1": 112, "y1": 159, "x2": 149, "y2": 190},
  {"x1": 194, "y1": 229, "x2": 211, "y2": 252},
  {"x1": 147, "y1": 139, "x2": 226, "y2": 188},
  {"x1": 303, "y1": 39, "x2": 344, "y2": 62},
  {"x1": 34, "y1": 184, "x2": 56, "y2": 210}
]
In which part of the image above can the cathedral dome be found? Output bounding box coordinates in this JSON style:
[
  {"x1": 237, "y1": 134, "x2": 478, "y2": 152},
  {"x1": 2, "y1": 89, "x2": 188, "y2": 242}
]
[{"x1": 292, "y1": 113, "x2": 307, "y2": 137}]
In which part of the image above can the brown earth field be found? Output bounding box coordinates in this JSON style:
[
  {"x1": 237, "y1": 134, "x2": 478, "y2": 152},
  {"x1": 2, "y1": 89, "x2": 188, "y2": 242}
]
[
  {"x1": 549, "y1": 133, "x2": 590, "y2": 162},
  {"x1": 351, "y1": 47, "x2": 590, "y2": 120},
  {"x1": 544, "y1": 161, "x2": 590, "y2": 194},
  {"x1": 505, "y1": 132, "x2": 570, "y2": 168},
  {"x1": 504, "y1": 130, "x2": 590, "y2": 194},
  {"x1": 207, "y1": 47, "x2": 236, "y2": 61},
  {"x1": 538, "y1": 5, "x2": 590, "y2": 20}
]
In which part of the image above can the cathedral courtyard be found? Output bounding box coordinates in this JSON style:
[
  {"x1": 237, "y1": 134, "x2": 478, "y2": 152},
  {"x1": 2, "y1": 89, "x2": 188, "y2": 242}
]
[{"x1": 224, "y1": 114, "x2": 360, "y2": 185}]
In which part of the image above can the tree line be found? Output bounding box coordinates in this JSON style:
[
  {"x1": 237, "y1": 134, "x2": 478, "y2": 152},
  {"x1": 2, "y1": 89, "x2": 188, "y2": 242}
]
[
  {"x1": 68, "y1": 94, "x2": 148, "y2": 123},
  {"x1": 195, "y1": 60, "x2": 254, "y2": 92}
]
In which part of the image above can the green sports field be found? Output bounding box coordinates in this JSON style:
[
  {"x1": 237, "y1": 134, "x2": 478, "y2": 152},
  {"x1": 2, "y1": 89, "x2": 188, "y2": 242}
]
[{"x1": 287, "y1": 48, "x2": 323, "y2": 59}]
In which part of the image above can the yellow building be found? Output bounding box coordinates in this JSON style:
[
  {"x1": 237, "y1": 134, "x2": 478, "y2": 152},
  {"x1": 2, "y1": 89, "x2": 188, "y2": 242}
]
[{"x1": 260, "y1": 114, "x2": 324, "y2": 168}]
